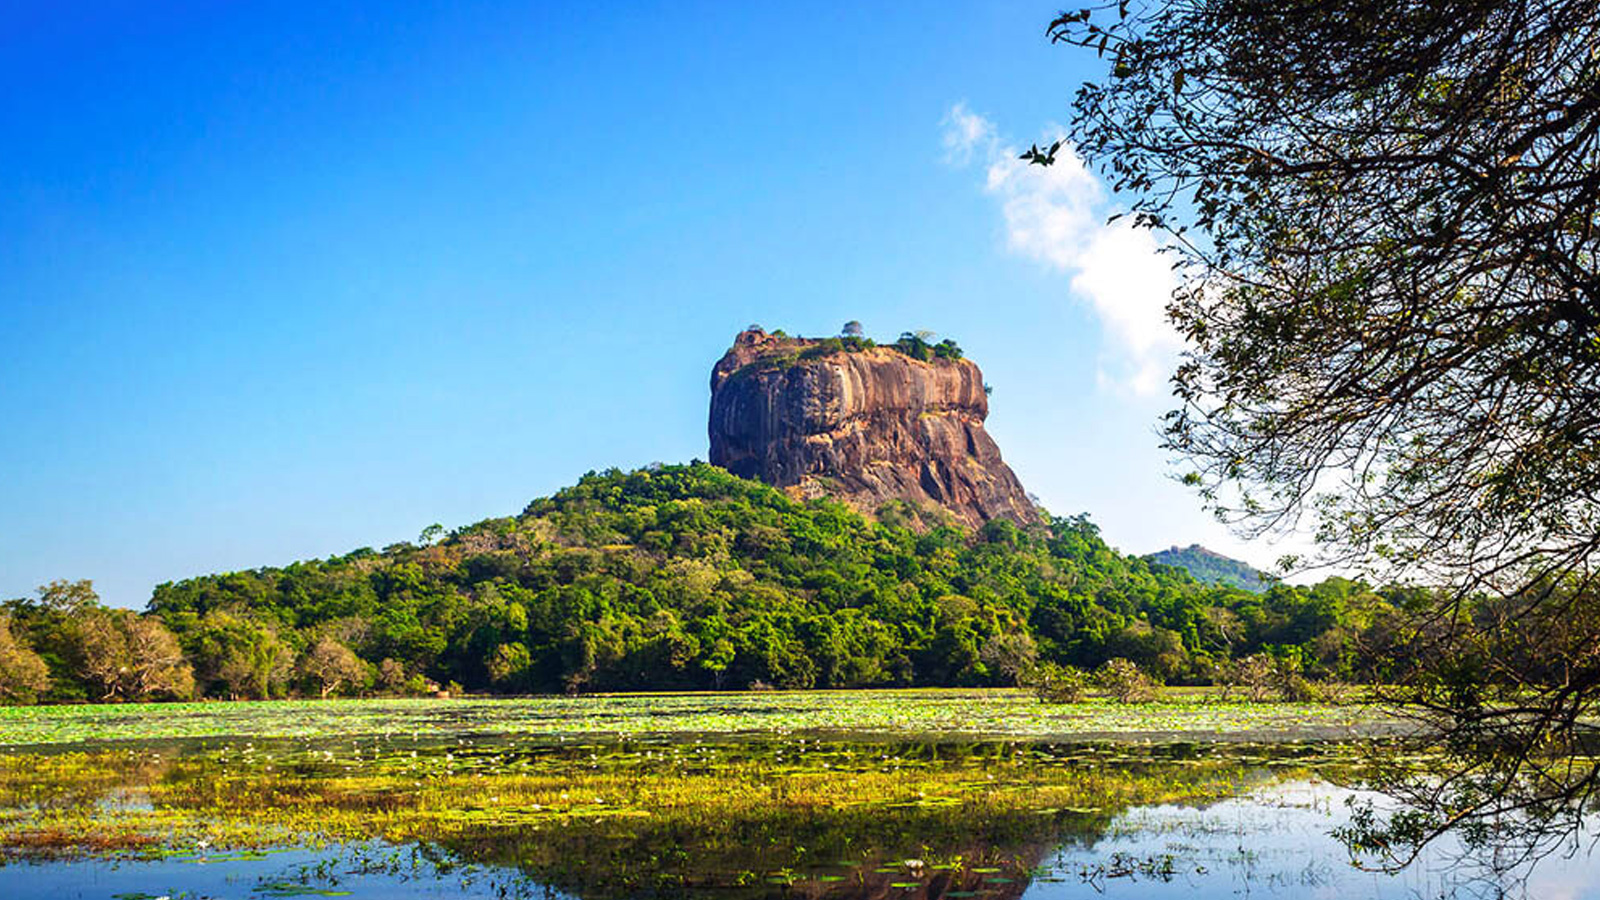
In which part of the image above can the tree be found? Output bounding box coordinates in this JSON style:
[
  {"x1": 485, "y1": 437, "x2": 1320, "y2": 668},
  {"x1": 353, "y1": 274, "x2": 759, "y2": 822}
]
[
  {"x1": 1232, "y1": 654, "x2": 1275, "y2": 703},
  {"x1": 419, "y1": 523, "x2": 445, "y2": 546},
  {"x1": 187, "y1": 610, "x2": 294, "y2": 699},
  {"x1": 699, "y1": 637, "x2": 735, "y2": 689},
  {"x1": 486, "y1": 641, "x2": 533, "y2": 690},
  {"x1": 894, "y1": 332, "x2": 934, "y2": 361},
  {"x1": 122, "y1": 614, "x2": 195, "y2": 700},
  {"x1": 841, "y1": 320, "x2": 864, "y2": 337},
  {"x1": 0, "y1": 615, "x2": 49, "y2": 702},
  {"x1": 300, "y1": 637, "x2": 366, "y2": 698},
  {"x1": 376, "y1": 657, "x2": 408, "y2": 693},
  {"x1": 1047, "y1": 0, "x2": 1600, "y2": 865},
  {"x1": 76, "y1": 609, "x2": 194, "y2": 701},
  {"x1": 1049, "y1": 0, "x2": 1600, "y2": 583},
  {"x1": 74, "y1": 612, "x2": 131, "y2": 699},
  {"x1": 979, "y1": 631, "x2": 1037, "y2": 685},
  {"x1": 37, "y1": 579, "x2": 98, "y2": 613}
]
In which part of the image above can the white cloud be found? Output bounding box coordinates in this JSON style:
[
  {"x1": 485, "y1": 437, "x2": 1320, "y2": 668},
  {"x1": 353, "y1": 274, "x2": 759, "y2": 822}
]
[
  {"x1": 940, "y1": 103, "x2": 995, "y2": 165},
  {"x1": 941, "y1": 103, "x2": 1182, "y2": 395}
]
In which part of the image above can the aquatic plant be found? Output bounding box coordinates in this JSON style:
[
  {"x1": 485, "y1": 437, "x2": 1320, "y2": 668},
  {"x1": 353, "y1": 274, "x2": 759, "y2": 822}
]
[
  {"x1": 0, "y1": 738, "x2": 1339, "y2": 898},
  {"x1": 0, "y1": 689, "x2": 1399, "y2": 748}
]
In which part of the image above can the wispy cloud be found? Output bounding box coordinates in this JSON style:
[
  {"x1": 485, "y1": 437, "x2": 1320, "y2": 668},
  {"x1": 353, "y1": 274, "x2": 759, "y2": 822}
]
[{"x1": 941, "y1": 103, "x2": 1181, "y2": 395}]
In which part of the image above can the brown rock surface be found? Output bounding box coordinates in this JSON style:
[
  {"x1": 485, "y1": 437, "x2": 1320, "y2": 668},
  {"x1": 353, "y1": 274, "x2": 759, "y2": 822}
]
[{"x1": 708, "y1": 329, "x2": 1041, "y2": 529}]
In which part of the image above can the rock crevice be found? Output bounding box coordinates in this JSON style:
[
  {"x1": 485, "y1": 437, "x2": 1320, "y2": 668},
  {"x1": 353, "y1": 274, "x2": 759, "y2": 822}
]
[{"x1": 708, "y1": 329, "x2": 1041, "y2": 528}]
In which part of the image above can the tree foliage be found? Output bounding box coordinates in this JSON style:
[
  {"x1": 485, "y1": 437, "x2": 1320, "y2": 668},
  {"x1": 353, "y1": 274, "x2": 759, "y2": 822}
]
[
  {"x1": 76, "y1": 606, "x2": 194, "y2": 701},
  {"x1": 182, "y1": 610, "x2": 296, "y2": 699},
  {"x1": 300, "y1": 637, "x2": 366, "y2": 698},
  {"x1": 1048, "y1": 0, "x2": 1600, "y2": 578},
  {"x1": 1023, "y1": 661, "x2": 1088, "y2": 703},
  {"x1": 0, "y1": 615, "x2": 49, "y2": 702},
  {"x1": 1046, "y1": 0, "x2": 1600, "y2": 861},
  {"x1": 1, "y1": 466, "x2": 1414, "y2": 703},
  {"x1": 71, "y1": 464, "x2": 1392, "y2": 698}
]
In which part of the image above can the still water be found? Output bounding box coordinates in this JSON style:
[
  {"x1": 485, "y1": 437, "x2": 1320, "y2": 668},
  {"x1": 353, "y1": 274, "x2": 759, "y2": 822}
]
[{"x1": 1, "y1": 739, "x2": 1596, "y2": 900}]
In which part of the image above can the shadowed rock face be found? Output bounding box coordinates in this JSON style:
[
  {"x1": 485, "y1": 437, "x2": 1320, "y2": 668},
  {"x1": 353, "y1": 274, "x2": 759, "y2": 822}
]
[{"x1": 709, "y1": 329, "x2": 1041, "y2": 529}]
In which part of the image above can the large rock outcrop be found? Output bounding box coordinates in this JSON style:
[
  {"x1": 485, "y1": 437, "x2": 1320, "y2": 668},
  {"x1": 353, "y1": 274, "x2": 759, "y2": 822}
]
[{"x1": 708, "y1": 329, "x2": 1041, "y2": 529}]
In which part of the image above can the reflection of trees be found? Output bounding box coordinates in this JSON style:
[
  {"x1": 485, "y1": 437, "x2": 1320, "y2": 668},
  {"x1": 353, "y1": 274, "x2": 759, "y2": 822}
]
[
  {"x1": 1335, "y1": 578, "x2": 1600, "y2": 876},
  {"x1": 434, "y1": 806, "x2": 1076, "y2": 900},
  {"x1": 417, "y1": 742, "x2": 1272, "y2": 900},
  {"x1": 1334, "y1": 733, "x2": 1600, "y2": 883}
]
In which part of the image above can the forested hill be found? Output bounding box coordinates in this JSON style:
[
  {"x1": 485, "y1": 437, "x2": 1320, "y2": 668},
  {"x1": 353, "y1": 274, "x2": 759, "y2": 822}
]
[
  {"x1": 94, "y1": 464, "x2": 1396, "y2": 699},
  {"x1": 1145, "y1": 545, "x2": 1273, "y2": 593}
]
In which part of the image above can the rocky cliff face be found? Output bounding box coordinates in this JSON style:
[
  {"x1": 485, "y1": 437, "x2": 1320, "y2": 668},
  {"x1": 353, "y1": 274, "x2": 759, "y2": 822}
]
[{"x1": 708, "y1": 329, "x2": 1041, "y2": 529}]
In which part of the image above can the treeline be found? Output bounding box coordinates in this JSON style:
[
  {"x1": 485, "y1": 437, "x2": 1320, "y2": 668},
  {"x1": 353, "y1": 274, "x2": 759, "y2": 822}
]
[{"x1": 2, "y1": 464, "x2": 1417, "y2": 703}]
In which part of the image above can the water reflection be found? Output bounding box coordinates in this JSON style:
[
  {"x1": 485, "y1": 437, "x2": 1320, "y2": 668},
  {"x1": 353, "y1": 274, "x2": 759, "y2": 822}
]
[{"x1": 1, "y1": 739, "x2": 1596, "y2": 899}]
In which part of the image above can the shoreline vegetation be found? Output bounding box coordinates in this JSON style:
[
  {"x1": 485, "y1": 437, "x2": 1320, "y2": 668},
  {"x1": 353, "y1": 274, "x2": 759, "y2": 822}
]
[{"x1": 3, "y1": 464, "x2": 1423, "y2": 707}]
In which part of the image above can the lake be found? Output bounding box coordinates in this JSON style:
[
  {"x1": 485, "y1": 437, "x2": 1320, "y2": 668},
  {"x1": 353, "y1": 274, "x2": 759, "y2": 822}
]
[{"x1": 0, "y1": 692, "x2": 1593, "y2": 899}]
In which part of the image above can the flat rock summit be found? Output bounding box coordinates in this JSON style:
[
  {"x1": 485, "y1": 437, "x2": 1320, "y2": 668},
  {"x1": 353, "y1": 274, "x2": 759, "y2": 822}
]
[{"x1": 708, "y1": 328, "x2": 1041, "y2": 529}]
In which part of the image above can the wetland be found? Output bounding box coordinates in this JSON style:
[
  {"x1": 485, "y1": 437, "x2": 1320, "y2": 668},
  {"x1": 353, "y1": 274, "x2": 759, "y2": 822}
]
[{"x1": 1, "y1": 691, "x2": 1595, "y2": 899}]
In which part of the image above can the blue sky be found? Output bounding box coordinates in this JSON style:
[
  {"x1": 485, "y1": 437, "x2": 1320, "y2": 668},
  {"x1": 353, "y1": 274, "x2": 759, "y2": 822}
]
[{"x1": 1, "y1": 1, "x2": 1299, "y2": 607}]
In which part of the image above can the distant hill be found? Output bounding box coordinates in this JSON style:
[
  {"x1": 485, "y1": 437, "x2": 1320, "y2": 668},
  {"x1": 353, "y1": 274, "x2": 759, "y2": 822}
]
[{"x1": 1145, "y1": 544, "x2": 1274, "y2": 593}]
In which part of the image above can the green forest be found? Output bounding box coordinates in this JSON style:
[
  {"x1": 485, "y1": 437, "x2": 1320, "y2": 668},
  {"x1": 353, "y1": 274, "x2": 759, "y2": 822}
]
[{"x1": 0, "y1": 464, "x2": 1411, "y2": 703}]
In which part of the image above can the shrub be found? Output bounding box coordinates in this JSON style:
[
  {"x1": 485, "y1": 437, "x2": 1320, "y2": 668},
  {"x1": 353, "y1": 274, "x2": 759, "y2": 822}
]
[
  {"x1": 893, "y1": 332, "x2": 933, "y2": 361},
  {"x1": 1023, "y1": 661, "x2": 1088, "y2": 703},
  {"x1": 799, "y1": 337, "x2": 846, "y2": 360},
  {"x1": 1277, "y1": 671, "x2": 1321, "y2": 703},
  {"x1": 376, "y1": 658, "x2": 407, "y2": 693},
  {"x1": 1317, "y1": 681, "x2": 1356, "y2": 705},
  {"x1": 1271, "y1": 656, "x2": 1321, "y2": 702},
  {"x1": 1096, "y1": 658, "x2": 1159, "y2": 703},
  {"x1": 1230, "y1": 652, "x2": 1322, "y2": 702}
]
